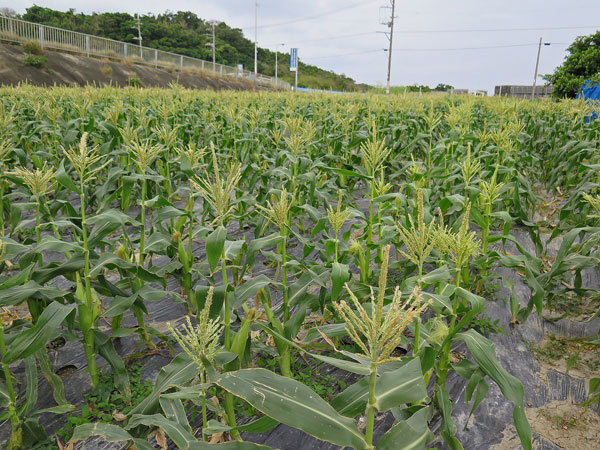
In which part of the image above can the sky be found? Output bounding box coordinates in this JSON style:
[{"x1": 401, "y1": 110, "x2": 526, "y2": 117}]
[{"x1": 8, "y1": 0, "x2": 600, "y2": 93}]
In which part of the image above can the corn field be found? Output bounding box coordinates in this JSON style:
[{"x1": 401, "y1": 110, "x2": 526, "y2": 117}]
[{"x1": 0, "y1": 85, "x2": 599, "y2": 450}]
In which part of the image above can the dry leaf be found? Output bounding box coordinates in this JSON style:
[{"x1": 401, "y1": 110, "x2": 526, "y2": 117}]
[
  {"x1": 112, "y1": 410, "x2": 128, "y2": 422},
  {"x1": 209, "y1": 432, "x2": 225, "y2": 444},
  {"x1": 155, "y1": 428, "x2": 167, "y2": 450}
]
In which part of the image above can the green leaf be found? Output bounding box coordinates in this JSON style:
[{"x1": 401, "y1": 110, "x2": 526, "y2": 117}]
[
  {"x1": 71, "y1": 422, "x2": 135, "y2": 442},
  {"x1": 94, "y1": 330, "x2": 131, "y2": 397},
  {"x1": 331, "y1": 377, "x2": 369, "y2": 417},
  {"x1": 71, "y1": 422, "x2": 154, "y2": 450},
  {"x1": 376, "y1": 406, "x2": 434, "y2": 450},
  {"x1": 259, "y1": 324, "x2": 370, "y2": 375},
  {"x1": 36, "y1": 350, "x2": 69, "y2": 405},
  {"x1": 207, "y1": 226, "x2": 227, "y2": 273},
  {"x1": 232, "y1": 275, "x2": 278, "y2": 309},
  {"x1": 5, "y1": 303, "x2": 75, "y2": 363},
  {"x1": 126, "y1": 414, "x2": 196, "y2": 449},
  {"x1": 434, "y1": 384, "x2": 463, "y2": 450},
  {"x1": 325, "y1": 166, "x2": 372, "y2": 180},
  {"x1": 214, "y1": 368, "x2": 367, "y2": 449},
  {"x1": 56, "y1": 159, "x2": 81, "y2": 194},
  {"x1": 189, "y1": 441, "x2": 274, "y2": 449},
  {"x1": 301, "y1": 323, "x2": 347, "y2": 343},
  {"x1": 374, "y1": 358, "x2": 427, "y2": 412},
  {"x1": 100, "y1": 295, "x2": 137, "y2": 318},
  {"x1": 129, "y1": 352, "x2": 198, "y2": 416},
  {"x1": 33, "y1": 404, "x2": 76, "y2": 415},
  {"x1": 22, "y1": 356, "x2": 38, "y2": 416},
  {"x1": 159, "y1": 396, "x2": 192, "y2": 433},
  {"x1": 28, "y1": 236, "x2": 83, "y2": 254},
  {"x1": 331, "y1": 262, "x2": 350, "y2": 301},
  {"x1": 455, "y1": 330, "x2": 532, "y2": 450},
  {"x1": 244, "y1": 233, "x2": 283, "y2": 271}
]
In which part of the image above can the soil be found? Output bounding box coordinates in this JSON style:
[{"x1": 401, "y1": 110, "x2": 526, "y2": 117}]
[
  {"x1": 0, "y1": 42, "x2": 274, "y2": 91},
  {"x1": 527, "y1": 400, "x2": 600, "y2": 449}
]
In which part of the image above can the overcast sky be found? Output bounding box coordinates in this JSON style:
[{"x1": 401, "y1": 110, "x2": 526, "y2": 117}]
[{"x1": 9, "y1": 1, "x2": 600, "y2": 93}]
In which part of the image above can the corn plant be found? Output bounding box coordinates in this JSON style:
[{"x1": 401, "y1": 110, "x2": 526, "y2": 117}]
[{"x1": 63, "y1": 132, "x2": 109, "y2": 386}]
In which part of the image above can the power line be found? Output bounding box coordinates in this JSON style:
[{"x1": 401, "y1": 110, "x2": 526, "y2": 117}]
[
  {"x1": 395, "y1": 25, "x2": 600, "y2": 34},
  {"x1": 302, "y1": 48, "x2": 384, "y2": 60},
  {"x1": 301, "y1": 42, "x2": 570, "y2": 61},
  {"x1": 393, "y1": 42, "x2": 569, "y2": 52},
  {"x1": 239, "y1": 0, "x2": 375, "y2": 31}
]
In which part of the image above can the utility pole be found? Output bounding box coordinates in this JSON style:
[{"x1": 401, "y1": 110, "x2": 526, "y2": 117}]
[
  {"x1": 206, "y1": 20, "x2": 219, "y2": 73},
  {"x1": 379, "y1": 0, "x2": 396, "y2": 95},
  {"x1": 254, "y1": 0, "x2": 258, "y2": 78},
  {"x1": 531, "y1": 37, "x2": 550, "y2": 100},
  {"x1": 133, "y1": 13, "x2": 143, "y2": 58}
]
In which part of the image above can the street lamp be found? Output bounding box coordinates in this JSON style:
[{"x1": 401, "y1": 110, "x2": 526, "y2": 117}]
[{"x1": 275, "y1": 43, "x2": 285, "y2": 86}]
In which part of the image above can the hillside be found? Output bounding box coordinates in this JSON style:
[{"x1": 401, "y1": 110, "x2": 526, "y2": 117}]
[{"x1": 20, "y1": 6, "x2": 368, "y2": 92}]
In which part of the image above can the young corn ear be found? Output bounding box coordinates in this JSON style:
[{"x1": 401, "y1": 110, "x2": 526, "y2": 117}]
[{"x1": 334, "y1": 245, "x2": 431, "y2": 366}]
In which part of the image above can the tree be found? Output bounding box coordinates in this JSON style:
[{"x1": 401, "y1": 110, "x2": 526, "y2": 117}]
[{"x1": 545, "y1": 31, "x2": 600, "y2": 98}]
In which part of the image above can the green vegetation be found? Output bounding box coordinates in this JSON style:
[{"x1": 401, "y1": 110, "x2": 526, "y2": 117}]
[
  {"x1": 369, "y1": 83, "x2": 454, "y2": 94},
  {"x1": 20, "y1": 6, "x2": 366, "y2": 91},
  {"x1": 1, "y1": 86, "x2": 600, "y2": 449},
  {"x1": 545, "y1": 30, "x2": 600, "y2": 98},
  {"x1": 21, "y1": 39, "x2": 47, "y2": 68}
]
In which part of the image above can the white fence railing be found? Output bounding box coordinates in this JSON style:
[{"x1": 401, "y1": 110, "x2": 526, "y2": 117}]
[{"x1": 0, "y1": 16, "x2": 290, "y2": 91}]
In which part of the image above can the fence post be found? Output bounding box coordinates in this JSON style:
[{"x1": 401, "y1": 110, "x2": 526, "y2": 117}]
[
  {"x1": 154, "y1": 49, "x2": 158, "y2": 68},
  {"x1": 180, "y1": 55, "x2": 183, "y2": 71},
  {"x1": 220, "y1": 65, "x2": 223, "y2": 77},
  {"x1": 39, "y1": 25, "x2": 44, "y2": 49},
  {"x1": 201, "y1": 60, "x2": 204, "y2": 70},
  {"x1": 85, "y1": 35, "x2": 90, "y2": 57},
  {"x1": 8, "y1": 18, "x2": 14, "y2": 37},
  {"x1": 124, "y1": 43, "x2": 127, "y2": 58}
]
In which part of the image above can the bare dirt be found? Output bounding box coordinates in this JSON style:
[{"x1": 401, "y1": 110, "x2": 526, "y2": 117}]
[
  {"x1": 527, "y1": 400, "x2": 600, "y2": 449},
  {"x1": 0, "y1": 42, "x2": 272, "y2": 91}
]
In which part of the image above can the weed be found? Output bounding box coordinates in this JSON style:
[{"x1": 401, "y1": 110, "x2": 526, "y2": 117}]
[
  {"x1": 22, "y1": 40, "x2": 43, "y2": 55},
  {"x1": 22, "y1": 54, "x2": 48, "y2": 68}
]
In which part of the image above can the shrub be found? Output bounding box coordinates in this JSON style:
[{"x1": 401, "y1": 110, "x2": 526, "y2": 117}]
[
  {"x1": 100, "y1": 64, "x2": 112, "y2": 77},
  {"x1": 22, "y1": 40, "x2": 43, "y2": 55},
  {"x1": 22, "y1": 54, "x2": 48, "y2": 68},
  {"x1": 127, "y1": 77, "x2": 141, "y2": 88}
]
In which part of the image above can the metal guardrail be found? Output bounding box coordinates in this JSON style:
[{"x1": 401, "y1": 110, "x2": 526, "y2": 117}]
[{"x1": 0, "y1": 16, "x2": 290, "y2": 91}]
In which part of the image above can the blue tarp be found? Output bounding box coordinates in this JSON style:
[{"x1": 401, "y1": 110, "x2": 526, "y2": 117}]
[{"x1": 576, "y1": 80, "x2": 600, "y2": 120}]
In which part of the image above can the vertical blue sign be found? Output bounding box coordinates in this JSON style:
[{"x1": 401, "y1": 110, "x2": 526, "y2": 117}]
[{"x1": 290, "y1": 48, "x2": 298, "y2": 71}]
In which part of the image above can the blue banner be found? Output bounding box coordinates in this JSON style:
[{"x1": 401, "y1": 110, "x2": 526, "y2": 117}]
[{"x1": 290, "y1": 48, "x2": 298, "y2": 71}]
